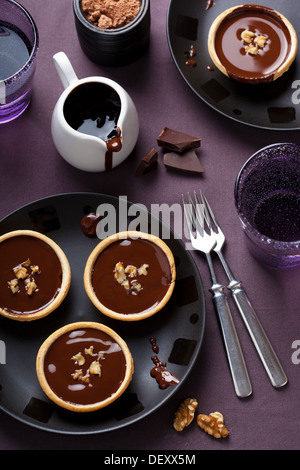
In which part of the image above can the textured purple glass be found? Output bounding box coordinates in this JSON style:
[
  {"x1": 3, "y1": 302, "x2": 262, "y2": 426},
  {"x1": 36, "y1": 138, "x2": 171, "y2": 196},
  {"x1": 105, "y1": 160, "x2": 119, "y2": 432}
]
[
  {"x1": 234, "y1": 143, "x2": 300, "y2": 268},
  {"x1": 0, "y1": 0, "x2": 39, "y2": 123}
]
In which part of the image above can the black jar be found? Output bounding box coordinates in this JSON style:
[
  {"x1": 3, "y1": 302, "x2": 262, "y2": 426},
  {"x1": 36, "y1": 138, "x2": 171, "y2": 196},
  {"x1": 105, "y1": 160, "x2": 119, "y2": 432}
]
[{"x1": 73, "y1": 0, "x2": 151, "y2": 66}]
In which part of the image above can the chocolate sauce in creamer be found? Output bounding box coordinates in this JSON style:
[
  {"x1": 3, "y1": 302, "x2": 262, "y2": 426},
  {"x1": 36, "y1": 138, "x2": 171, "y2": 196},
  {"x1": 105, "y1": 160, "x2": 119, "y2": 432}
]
[
  {"x1": 63, "y1": 82, "x2": 122, "y2": 171},
  {"x1": 214, "y1": 5, "x2": 292, "y2": 82},
  {"x1": 0, "y1": 235, "x2": 62, "y2": 316},
  {"x1": 91, "y1": 238, "x2": 173, "y2": 315},
  {"x1": 44, "y1": 328, "x2": 127, "y2": 406}
]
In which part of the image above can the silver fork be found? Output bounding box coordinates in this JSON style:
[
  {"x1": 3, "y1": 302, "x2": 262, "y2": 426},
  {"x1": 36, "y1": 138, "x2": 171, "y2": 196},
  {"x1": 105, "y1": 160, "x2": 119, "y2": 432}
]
[
  {"x1": 182, "y1": 192, "x2": 252, "y2": 398},
  {"x1": 200, "y1": 190, "x2": 288, "y2": 388}
]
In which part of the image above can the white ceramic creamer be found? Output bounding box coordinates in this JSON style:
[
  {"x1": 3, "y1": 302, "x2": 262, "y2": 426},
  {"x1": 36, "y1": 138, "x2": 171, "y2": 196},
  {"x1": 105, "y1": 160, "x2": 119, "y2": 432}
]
[{"x1": 51, "y1": 52, "x2": 139, "y2": 172}]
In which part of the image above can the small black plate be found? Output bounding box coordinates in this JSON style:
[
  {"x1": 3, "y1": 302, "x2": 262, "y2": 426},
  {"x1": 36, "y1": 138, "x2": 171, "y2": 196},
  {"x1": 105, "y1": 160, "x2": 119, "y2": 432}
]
[
  {"x1": 167, "y1": 0, "x2": 300, "y2": 130},
  {"x1": 0, "y1": 193, "x2": 205, "y2": 435}
]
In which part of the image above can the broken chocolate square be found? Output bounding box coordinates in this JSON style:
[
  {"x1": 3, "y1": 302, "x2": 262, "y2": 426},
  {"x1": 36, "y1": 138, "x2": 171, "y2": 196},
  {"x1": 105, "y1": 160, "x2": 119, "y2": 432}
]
[
  {"x1": 135, "y1": 148, "x2": 158, "y2": 175},
  {"x1": 163, "y1": 150, "x2": 204, "y2": 174},
  {"x1": 157, "y1": 127, "x2": 201, "y2": 153}
]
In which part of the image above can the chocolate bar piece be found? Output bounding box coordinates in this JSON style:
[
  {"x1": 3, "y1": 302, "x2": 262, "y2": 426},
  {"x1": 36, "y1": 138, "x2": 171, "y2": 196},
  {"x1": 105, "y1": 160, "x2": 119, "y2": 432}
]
[
  {"x1": 163, "y1": 150, "x2": 204, "y2": 174},
  {"x1": 157, "y1": 127, "x2": 201, "y2": 153},
  {"x1": 135, "y1": 148, "x2": 158, "y2": 175}
]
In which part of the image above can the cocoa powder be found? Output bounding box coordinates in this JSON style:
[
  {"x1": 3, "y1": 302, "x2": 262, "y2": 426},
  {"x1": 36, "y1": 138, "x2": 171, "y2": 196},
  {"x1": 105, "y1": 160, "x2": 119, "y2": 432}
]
[{"x1": 81, "y1": 0, "x2": 141, "y2": 29}]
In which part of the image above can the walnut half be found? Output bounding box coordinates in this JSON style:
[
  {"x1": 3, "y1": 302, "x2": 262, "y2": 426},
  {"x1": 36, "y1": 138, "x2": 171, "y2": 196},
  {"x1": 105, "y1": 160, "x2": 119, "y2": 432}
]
[
  {"x1": 197, "y1": 411, "x2": 229, "y2": 438},
  {"x1": 173, "y1": 398, "x2": 198, "y2": 431}
]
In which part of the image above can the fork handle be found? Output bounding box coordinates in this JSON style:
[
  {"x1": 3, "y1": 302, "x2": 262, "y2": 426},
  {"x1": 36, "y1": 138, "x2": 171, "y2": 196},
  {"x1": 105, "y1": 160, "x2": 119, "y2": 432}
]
[
  {"x1": 228, "y1": 280, "x2": 288, "y2": 388},
  {"x1": 210, "y1": 282, "x2": 252, "y2": 398}
]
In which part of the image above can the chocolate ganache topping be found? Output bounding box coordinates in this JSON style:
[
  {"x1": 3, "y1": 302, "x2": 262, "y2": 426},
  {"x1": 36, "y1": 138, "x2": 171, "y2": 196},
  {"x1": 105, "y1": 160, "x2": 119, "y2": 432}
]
[
  {"x1": 212, "y1": 5, "x2": 295, "y2": 83},
  {"x1": 91, "y1": 237, "x2": 173, "y2": 315},
  {"x1": 44, "y1": 327, "x2": 127, "y2": 406},
  {"x1": 0, "y1": 235, "x2": 63, "y2": 316}
]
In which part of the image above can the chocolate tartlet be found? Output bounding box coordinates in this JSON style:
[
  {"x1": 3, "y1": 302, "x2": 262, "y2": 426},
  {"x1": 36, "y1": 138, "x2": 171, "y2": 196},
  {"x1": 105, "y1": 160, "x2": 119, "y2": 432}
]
[
  {"x1": 208, "y1": 4, "x2": 298, "y2": 84},
  {"x1": 36, "y1": 322, "x2": 134, "y2": 412},
  {"x1": 84, "y1": 231, "x2": 176, "y2": 321},
  {"x1": 0, "y1": 230, "x2": 71, "y2": 321}
]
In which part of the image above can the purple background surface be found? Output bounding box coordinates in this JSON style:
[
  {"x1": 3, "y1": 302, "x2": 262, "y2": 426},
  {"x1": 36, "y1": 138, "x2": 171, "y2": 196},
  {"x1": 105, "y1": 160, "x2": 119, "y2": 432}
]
[{"x1": 0, "y1": 0, "x2": 300, "y2": 451}]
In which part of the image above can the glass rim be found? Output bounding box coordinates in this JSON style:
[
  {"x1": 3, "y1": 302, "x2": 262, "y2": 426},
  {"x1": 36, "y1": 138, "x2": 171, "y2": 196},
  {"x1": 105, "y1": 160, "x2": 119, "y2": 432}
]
[
  {"x1": 1, "y1": 0, "x2": 39, "y2": 84},
  {"x1": 234, "y1": 142, "x2": 300, "y2": 248}
]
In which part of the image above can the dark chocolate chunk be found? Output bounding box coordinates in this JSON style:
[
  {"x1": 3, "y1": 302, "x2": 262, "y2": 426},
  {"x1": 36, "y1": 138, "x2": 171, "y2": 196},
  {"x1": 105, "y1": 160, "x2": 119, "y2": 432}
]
[
  {"x1": 157, "y1": 127, "x2": 201, "y2": 153},
  {"x1": 163, "y1": 150, "x2": 204, "y2": 174},
  {"x1": 135, "y1": 148, "x2": 158, "y2": 175}
]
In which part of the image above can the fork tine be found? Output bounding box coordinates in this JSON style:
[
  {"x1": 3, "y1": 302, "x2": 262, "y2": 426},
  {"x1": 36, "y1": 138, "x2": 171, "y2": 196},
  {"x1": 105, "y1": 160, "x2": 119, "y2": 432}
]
[
  {"x1": 200, "y1": 190, "x2": 219, "y2": 232},
  {"x1": 183, "y1": 192, "x2": 204, "y2": 236},
  {"x1": 192, "y1": 191, "x2": 206, "y2": 232},
  {"x1": 182, "y1": 194, "x2": 193, "y2": 233}
]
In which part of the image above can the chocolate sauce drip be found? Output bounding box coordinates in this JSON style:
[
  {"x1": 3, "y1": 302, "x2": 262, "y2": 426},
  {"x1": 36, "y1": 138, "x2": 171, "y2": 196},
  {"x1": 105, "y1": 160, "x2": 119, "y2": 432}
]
[
  {"x1": 0, "y1": 235, "x2": 62, "y2": 315},
  {"x1": 185, "y1": 59, "x2": 196, "y2": 68},
  {"x1": 185, "y1": 44, "x2": 197, "y2": 67},
  {"x1": 105, "y1": 127, "x2": 122, "y2": 171},
  {"x1": 150, "y1": 355, "x2": 179, "y2": 390},
  {"x1": 150, "y1": 337, "x2": 159, "y2": 354},
  {"x1": 80, "y1": 212, "x2": 102, "y2": 237},
  {"x1": 149, "y1": 337, "x2": 179, "y2": 389}
]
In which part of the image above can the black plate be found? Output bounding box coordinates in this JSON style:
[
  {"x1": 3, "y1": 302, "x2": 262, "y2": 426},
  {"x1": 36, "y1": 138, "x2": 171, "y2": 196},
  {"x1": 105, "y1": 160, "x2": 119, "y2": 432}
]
[
  {"x1": 167, "y1": 0, "x2": 300, "y2": 130},
  {"x1": 0, "y1": 193, "x2": 205, "y2": 435}
]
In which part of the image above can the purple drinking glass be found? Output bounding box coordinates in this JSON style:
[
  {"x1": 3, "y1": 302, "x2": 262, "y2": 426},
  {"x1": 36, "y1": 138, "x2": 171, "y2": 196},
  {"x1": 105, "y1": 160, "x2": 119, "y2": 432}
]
[
  {"x1": 234, "y1": 143, "x2": 300, "y2": 268},
  {"x1": 0, "y1": 0, "x2": 39, "y2": 123}
]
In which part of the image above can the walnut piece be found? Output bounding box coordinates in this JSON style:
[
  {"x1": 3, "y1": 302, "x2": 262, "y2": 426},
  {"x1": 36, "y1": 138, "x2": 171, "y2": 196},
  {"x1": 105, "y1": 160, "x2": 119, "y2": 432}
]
[
  {"x1": 241, "y1": 29, "x2": 255, "y2": 43},
  {"x1": 89, "y1": 360, "x2": 101, "y2": 376},
  {"x1": 84, "y1": 346, "x2": 96, "y2": 356},
  {"x1": 245, "y1": 45, "x2": 258, "y2": 55},
  {"x1": 255, "y1": 35, "x2": 267, "y2": 48},
  {"x1": 72, "y1": 369, "x2": 83, "y2": 380},
  {"x1": 81, "y1": 374, "x2": 90, "y2": 384},
  {"x1": 8, "y1": 279, "x2": 19, "y2": 294},
  {"x1": 31, "y1": 265, "x2": 40, "y2": 273},
  {"x1": 125, "y1": 265, "x2": 138, "y2": 278},
  {"x1": 138, "y1": 264, "x2": 149, "y2": 276},
  {"x1": 197, "y1": 411, "x2": 229, "y2": 438},
  {"x1": 173, "y1": 398, "x2": 198, "y2": 432},
  {"x1": 72, "y1": 353, "x2": 85, "y2": 366},
  {"x1": 13, "y1": 265, "x2": 28, "y2": 279},
  {"x1": 114, "y1": 262, "x2": 127, "y2": 284},
  {"x1": 131, "y1": 280, "x2": 142, "y2": 292},
  {"x1": 72, "y1": 369, "x2": 90, "y2": 383},
  {"x1": 25, "y1": 278, "x2": 37, "y2": 296}
]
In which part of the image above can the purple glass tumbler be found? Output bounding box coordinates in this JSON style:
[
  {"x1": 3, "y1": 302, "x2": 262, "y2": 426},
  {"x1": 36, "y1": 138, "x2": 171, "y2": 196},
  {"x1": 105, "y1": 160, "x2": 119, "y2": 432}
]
[
  {"x1": 234, "y1": 143, "x2": 300, "y2": 268},
  {"x1": 0, "y1": 0, "x2": 39, "y2": 123}
]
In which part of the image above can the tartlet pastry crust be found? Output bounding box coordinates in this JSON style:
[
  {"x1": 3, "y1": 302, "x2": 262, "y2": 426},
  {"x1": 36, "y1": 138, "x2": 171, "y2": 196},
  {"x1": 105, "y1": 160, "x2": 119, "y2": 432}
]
[
  {"x1": 36, "y1": 321, "x2": 134, "y2": 412},
  {"x1": 84, "y1": 231, "x2": 176, "y2": 321},
  {"x1": 208, "y1": 4, "x2": 298, "y2": 84},
  {"x1": 0, "y1": 230, "x2": 71, "y2": 321}
]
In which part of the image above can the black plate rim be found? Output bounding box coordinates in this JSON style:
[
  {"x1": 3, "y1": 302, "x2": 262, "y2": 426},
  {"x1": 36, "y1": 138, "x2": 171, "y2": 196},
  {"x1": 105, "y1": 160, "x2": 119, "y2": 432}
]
[{"x1": 0, "y1": 191, "x2": 206, "y2": 435}]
